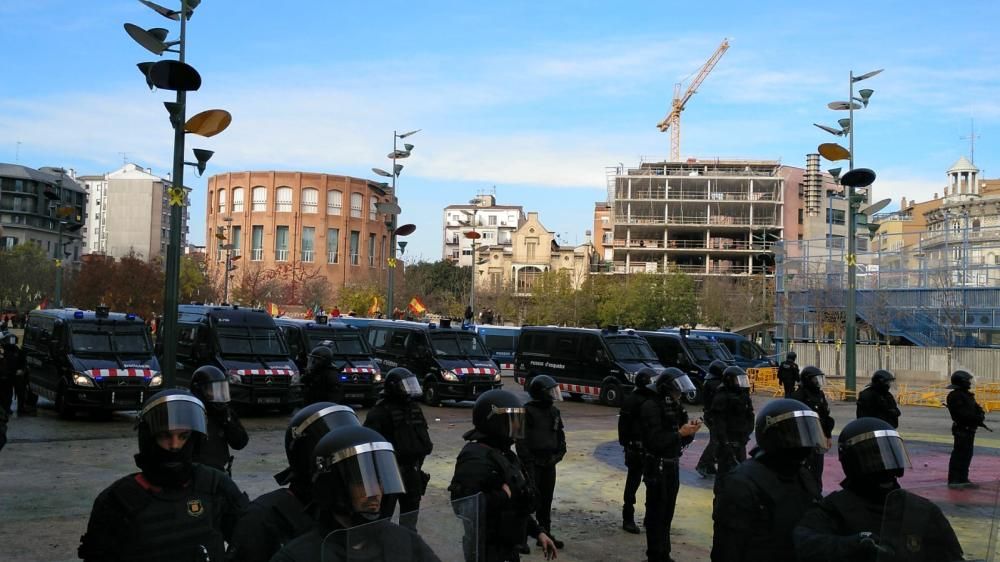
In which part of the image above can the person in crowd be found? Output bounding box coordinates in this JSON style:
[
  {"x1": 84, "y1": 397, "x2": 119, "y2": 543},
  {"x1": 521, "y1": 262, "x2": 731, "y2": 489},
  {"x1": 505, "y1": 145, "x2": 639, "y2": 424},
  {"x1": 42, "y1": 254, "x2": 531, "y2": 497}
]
[
  {"x1": 791, "y1": 366, "x2": 835, "y2": 491},
  {"x1": 617, "y1": 367, "x2": 657, "y2": 534},
  {"x1": 516, "y1": 375, "x2": 567, "y2": 550},
  {"x1": 189, "y1": 365, "x2": 248, "y2": 475},
  {"x1": 946, "y1": 369, "x2": 987, "y2": 489},
  {"x1": 856, "y1": 369, "x2": 901, "y2": 428}
]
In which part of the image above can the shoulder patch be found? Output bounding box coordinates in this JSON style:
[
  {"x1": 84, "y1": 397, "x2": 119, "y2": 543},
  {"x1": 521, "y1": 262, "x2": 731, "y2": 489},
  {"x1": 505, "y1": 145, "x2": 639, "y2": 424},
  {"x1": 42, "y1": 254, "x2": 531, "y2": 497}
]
[{"x1": 187, "y1": 498, "x2": 205, "y2": 517}]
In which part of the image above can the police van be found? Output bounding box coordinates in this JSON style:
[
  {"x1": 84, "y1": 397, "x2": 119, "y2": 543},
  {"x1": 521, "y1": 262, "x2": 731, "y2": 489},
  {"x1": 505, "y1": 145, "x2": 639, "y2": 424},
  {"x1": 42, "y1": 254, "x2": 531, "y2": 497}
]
[
  {"x1": 637, "y1": 329, "x2": 734, "y2": 402},
  {"x1": 274, "y1": 315, "x2": 382, "y2": 407},
  {"x1": 364, "y1": 318, "x2": 501, "y2": 406},
  {"x1": 475, "y1": 325, "x2": 520, "y2": 376},
  {"x1": 686, "y1": 329, "x2": 776, "y2": 369},
  {"x1": 166, "y1": 304, "x2": 302, "y2": 410},
  {"x1": 23, "y1": 307, "x2": 162, "y2": 418},
  {"x1": 514, "y1": 326, "x2": 666, "y2": 407}
]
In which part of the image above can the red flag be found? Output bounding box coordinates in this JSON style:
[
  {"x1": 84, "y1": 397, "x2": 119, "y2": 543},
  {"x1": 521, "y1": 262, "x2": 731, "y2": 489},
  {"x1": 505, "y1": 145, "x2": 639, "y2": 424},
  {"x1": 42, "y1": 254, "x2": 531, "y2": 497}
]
[{"x1": 408, "y1": 296, "x2": 427, "y2": 315}]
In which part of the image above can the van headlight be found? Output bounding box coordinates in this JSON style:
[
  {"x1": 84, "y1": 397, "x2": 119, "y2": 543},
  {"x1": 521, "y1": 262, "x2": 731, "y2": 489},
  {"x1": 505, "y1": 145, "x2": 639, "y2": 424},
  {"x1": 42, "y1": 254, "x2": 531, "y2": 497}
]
[
  {"x1": 442, "y1": 371, "x2": 459, "y2": 382},
  {"x1": 493, "y1": 372, "x2": 501, "y2": 382},
  {"x1": 374, "y1": 372, "x2": 383, "y2": 383},
  {"x1": 148, "y1": 374, "x2": 163, "y2": 387},
  {"x1": 626, "y1": 372, "x2": 636, "y2": 383},
  {"x1": 290, "y1": 372, "x2": 302, "y2": 385},
  {"x1": 72, "y1": 372, "x2": 95, "y2": 387},
  {"x1": 226, "y1": 370, "x2": 243, "y2": 384}
]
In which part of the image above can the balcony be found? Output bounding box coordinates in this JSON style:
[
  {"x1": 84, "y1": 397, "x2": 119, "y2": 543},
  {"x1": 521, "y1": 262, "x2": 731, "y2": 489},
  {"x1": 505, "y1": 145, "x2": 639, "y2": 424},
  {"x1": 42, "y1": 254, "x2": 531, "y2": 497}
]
[
  {"x1": 301, "y1": 250, "x2": 314, "y2": 263},
  {"x1": 276, "y1": 249, "x2": 288, "y2": 262},
  {"x1": 350, "y1": 253, "x2": 360, "y2": 265},
  {"x1": 251, "y1": 248, "x2": 263, "y2": 261},
  {"x1": 327, "y1": 251, "x2": 339, "y2": 264}
]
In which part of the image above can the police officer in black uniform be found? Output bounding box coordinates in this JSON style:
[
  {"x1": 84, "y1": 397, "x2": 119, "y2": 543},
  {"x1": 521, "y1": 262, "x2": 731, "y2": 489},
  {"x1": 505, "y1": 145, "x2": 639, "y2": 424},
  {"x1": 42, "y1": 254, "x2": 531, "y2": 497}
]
[
  {"x1": 617, "y1": 367, "x2": 656, "y2": 534},
  {"x1": 364, "y1": 367, "x2": 433, "y2": 530},
  {"x1": 946, "y1": 369, "x2": 986, "y2": 488},
  {"x1": 791, "y1": 366, "x2": 835, "y2": 491},
  {"x1": 794, "y1": 417, "x2": 964, "y2": 562},
  {"x1": 79, "y1": 389, "x2": 248, "y2": 561},
  {"x1": 304, "y1": 344, "x2": 336, "y2": 404},
  {"x1": 0, "y1": 333, "x2": 31, "y2": 416},
  {"x1": 189, "y1": 365, "x2": 249, "y2": 475},
  {"x1": 709, "y1": 366, "x2": 755, "y2": 489},
  {"x1": 696, "y1": 360, "x2": 728, "y2": 479},
  {"x1": 516, "y1": 375, "x2": 567, "y2": 550},
  {"x1": 777, "y1": 351, "x2": 799, "y2": 398},
  {"x1": 271, "y1": 425, "x2": 440, "y2": 562},
  {"x1": 856, "y1": 369, "x2": 901, "y2": 428},
  {"x1": 449, "y1": 389, "x2": 558, "y2": 562},
  {"x1": 228, "y1": 402, "x2": 360, "y2": 562},
  {"x1": 640, "y1": 367, "x2": 702, "y2": 562},
  {"x1": 711, "y1": 398, "x2": 824, "y2": 562}
]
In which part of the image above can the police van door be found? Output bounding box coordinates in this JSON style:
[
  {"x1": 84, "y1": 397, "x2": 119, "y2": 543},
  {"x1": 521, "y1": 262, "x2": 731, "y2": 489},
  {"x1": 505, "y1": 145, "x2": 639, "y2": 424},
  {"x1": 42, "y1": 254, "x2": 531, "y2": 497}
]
[{"x1": 553, "y1": 332, "x2": 594, "y2": 397}]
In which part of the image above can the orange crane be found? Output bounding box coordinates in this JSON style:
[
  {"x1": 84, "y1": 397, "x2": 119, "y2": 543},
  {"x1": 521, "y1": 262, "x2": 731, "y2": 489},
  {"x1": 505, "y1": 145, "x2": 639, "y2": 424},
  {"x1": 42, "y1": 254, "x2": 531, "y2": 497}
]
[{"x1": 657, "y1": 39, "x2": 730, "y2": 161}]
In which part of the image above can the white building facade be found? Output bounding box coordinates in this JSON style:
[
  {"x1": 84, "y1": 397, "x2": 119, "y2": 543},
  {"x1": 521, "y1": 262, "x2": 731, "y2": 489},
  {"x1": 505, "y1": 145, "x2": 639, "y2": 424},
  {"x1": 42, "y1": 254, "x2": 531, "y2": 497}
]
[{"x1": 442, "y1": 194, "x2": 525, "y2": 266}]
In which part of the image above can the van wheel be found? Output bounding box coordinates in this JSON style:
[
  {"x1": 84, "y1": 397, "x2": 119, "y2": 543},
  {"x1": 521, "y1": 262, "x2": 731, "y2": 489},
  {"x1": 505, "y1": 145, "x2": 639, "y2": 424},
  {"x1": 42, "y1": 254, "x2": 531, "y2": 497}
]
[
  {"x1": 56, "y1": 381, "x2": 76, "y2": 420},
  {"x1": 600, "y1": 383, "x2": 622, "y2": 407},
  {"x1": 423, "y1": 380, "x2": 441, "y2": 407}
]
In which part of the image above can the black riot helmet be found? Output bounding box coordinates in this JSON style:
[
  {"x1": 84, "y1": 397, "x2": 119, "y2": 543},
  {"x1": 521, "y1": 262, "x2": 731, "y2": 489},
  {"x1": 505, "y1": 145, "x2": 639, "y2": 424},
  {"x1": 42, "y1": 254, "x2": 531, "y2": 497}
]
[
  {"x1": 134, "y1": 389, "x2": 208, "y2": 486},
  {"x1": 311, "y1": 425, "x2": 406, "y2": 524},
  {"x1": 276, "y1": 402, "x2": 360, "y2": 487},
  {"x1": 307, "y1": 344, "x2": 335, "y2": 371},
  {"x1": 722, "y1": 366, "x2": 750, "y2": 390},
  {"x1": 786, "y1": 351, "x2": 797, "y2": 362},
  {"x1": 800, "y1": 365, "x2": 825, "y2": 391},
  {"x1": 528, "y1": 374, "x2": 563, "y2": 403},
  {"x1": 754, "y1": 398, "x2": 826, "y2": 454},
  {"x1": 649, "y1": 367, "x2": 697, "y2": 399},
  {"x1": 190, "y1": 365, "x2": 230, "y2": 404},
  {"x1": 948, "y1": 370, "x2": 974, "y2": 390},
  {"x1": 838, "y1": 417, "x2": 911, "y2": 481},
  {"x1": 384, "y1": 367, "x2": 422, "y2": 400},
  {"x1": 633, "y1": 367, "x2": 657, "y2": 389},
  {"x1": 471, "y1": 389, "x2": 526, "y2": 442},
  {"x1": 870, "y1": 369, "x2": 896, "y2": 390},
  {"x1": 706, "y1": 360, "x2": 727, "y2": 382}
]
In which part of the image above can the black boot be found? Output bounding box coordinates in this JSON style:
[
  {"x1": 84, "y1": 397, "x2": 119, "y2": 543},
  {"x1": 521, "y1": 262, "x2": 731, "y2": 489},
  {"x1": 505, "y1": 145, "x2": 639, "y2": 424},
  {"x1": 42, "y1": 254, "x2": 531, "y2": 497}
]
[{"x1": 622, "y1": 508, "x2": 640, "y2": 534}]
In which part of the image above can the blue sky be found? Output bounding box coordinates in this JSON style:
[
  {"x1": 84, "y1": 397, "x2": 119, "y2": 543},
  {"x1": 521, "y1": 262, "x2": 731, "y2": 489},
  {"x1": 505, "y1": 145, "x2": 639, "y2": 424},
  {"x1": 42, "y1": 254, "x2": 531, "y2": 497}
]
[{"x1": 2, "y1": 0, "x2": 999, "y2": 261}]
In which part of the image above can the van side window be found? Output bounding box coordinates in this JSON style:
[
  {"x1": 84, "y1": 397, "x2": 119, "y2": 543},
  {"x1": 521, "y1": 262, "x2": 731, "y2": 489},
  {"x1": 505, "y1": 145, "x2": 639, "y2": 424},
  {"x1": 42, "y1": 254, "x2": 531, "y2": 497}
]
[
  {"x1": 369, "y1": 328, "x2": 389, "y2": 350},
  {"x1": 739, "y1": 341, "x2": 754, "y2": 359},
  {"x1": 521, "y1": 333, "x2": 549, "y2": 354},
  {"x1": 581, "y1": 334, "x2": 602, "y2": 360},
  {"x1": 553, "y1": 335, "x2": 579, "y2": 359},
  {"x1": 176, "y1": 326, "x2": 197, "y2": 357},
  {"x1": 658, "y1": 337, "x2": 682, "y2": 364},
  {"x1": 283, "y1": 327, "x2": 302, "y2": 358},
  {"x1": 388, "y1": 330, "x2": 408, "y2": 352}
]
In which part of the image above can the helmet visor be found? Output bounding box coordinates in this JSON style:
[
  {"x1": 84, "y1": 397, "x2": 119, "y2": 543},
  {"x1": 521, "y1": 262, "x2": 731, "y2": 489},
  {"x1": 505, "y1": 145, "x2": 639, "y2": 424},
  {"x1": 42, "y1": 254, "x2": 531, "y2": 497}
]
[
  {"x1": 807, "y1": 375, "x2": 825, "y2": 388},
  {"x1": 201, "y1": 381, "x2": 231, "y2": 403},
  {"x1": 545, "y1": 385, "x2": 564, "y2": 401},
  {"x1": 671, "y1": 374, "x2": 697, "y2": 394},
  {"x1": 842, "y1": 429, "x2": 912, "y2": 473},
  {"x1": 399, "y1": 375, "x2": 423, "y2": 398},
  {"x1": 140, "y1": 394, "x2": 207, "y2": 436},
  {"x1": 761, "y1": 409, "x2": 826, "y2": 450},
  {"x1": 734, "y1": 374, "x2": 751, "y2": 389},
  {"x1": 317, "y1": 442, "x2": 406, "y2": 497},
  {"x1": 291, "y1": 405, "x2": 360, "y2": 446},
  {"x1": 488, "y1": 406, "x2": 527, "y2": 440}
]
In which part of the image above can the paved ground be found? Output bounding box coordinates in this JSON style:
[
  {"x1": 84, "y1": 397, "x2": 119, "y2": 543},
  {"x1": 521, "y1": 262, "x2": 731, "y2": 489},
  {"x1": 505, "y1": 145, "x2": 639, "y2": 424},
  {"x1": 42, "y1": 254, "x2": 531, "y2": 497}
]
[{"x1": 2, "y1": 384, "x2": 999, "y2": 561}]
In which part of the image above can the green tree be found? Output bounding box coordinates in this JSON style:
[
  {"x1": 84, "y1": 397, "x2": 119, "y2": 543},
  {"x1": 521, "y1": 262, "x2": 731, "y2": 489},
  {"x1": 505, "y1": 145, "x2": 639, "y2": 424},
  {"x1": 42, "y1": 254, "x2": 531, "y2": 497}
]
[
  {"x1": 401, "y1": 260, "x2": 470, "y2": 316},
  {"x1": 595, "y1": 273, "x2": 698, "y2": 329},
  {"x1": 180, "y1": 253, "x2": 216, "y2": 304},
  {"x1": 0, "y1": 244, "x2": 56, "y2": 311},
  {"x1": 338, "y1": 281, "x2": 383, "y2": 317}
]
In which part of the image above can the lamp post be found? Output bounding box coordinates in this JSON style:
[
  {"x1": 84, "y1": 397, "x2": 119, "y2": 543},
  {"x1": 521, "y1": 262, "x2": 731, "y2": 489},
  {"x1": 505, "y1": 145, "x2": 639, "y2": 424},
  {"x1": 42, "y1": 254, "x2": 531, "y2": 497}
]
[
  {"x1": 814, "y1": 68, "x2": 882, "y2": 398},
  {"x1": 373, "y1": 129, "x2": 419, "y2": 316}
]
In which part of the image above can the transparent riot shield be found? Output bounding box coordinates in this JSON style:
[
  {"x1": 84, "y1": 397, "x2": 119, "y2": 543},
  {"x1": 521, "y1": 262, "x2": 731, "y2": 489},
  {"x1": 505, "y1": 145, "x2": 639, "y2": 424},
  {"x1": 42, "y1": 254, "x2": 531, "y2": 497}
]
[
  {"x1": 877, "y1": 481, "x2": 1000, "y2": 562},
  {"x1": 321, "y1": 493, "x2": 482, "y2": 562}
]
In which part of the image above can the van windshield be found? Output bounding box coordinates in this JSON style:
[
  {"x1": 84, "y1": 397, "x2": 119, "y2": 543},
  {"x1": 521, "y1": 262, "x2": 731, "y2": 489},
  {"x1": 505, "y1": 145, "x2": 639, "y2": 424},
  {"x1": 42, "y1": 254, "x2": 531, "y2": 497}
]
[
  {"x1": 307, "y1": 332, "x2": 368, "y2": 356},
  {"x1": 216, "y1": 326, "x2": 288, "y2": 356},
  {"x1": 430, "y1": 332, "x2": 490, "y2": 359},
  {"x1": 69, "y1": 323, "x2": 151, "y2": 355},
  {"x1": 686, "y1": 340, "x2": 719, "y2": 364},
  {"x1": 605, "y1": 337, "x2": 658, "y2": 362}
]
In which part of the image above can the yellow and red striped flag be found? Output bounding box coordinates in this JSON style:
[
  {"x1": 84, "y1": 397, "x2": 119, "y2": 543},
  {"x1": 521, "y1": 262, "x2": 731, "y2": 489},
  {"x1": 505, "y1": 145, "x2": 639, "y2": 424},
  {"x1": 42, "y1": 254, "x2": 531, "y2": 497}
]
[
  {"x1": 266, "y1": 302, "x2": 280, "y2": 316},
  {"x1": 408, "y1": 296, "x2": 427, "y2": 316}
]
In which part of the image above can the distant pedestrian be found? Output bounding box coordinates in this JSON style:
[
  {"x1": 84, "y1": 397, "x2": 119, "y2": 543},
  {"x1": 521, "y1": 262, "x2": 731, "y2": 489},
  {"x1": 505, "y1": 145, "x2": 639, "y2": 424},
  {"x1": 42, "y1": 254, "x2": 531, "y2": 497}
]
[
  {"x1": 856, "y1": 369, "x2": 901, "y2": 428},
  {"x1": 946, "y1": 370, "x2": 986, "y2": 489},
  {"x1": 777, "y1": 351, "x2": 799, "y2": 397}
]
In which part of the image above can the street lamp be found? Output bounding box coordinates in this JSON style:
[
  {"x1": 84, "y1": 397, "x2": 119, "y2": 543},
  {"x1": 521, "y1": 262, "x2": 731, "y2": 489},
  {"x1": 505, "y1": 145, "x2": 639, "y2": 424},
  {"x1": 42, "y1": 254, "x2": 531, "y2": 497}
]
[
  {"x1": 373, "y1": 129, "x2": 419, "y2": 316},
  {"x1": 813, "y1": 68, "x2": 882, "y2": 399}
]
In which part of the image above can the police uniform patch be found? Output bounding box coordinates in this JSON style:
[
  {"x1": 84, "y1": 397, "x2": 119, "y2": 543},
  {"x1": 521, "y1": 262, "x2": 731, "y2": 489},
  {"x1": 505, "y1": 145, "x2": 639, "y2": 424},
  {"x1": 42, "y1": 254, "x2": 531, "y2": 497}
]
[
  {"x1": 905, "y1": 533, "x2": 922, "y2": 552},
  {"x1": 187, "y1": 499, "x2": 205, "y2": 517}
]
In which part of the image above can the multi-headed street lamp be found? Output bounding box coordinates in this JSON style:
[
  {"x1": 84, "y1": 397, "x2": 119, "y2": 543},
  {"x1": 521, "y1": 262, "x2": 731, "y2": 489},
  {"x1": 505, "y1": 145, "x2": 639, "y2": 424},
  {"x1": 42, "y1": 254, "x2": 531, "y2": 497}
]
[
  {"x1": 125, "y1": 0, "x2": 231, "y2": 386},
  {"x1": 372, "y1": 129, "x2": 419, "y2": 316}
]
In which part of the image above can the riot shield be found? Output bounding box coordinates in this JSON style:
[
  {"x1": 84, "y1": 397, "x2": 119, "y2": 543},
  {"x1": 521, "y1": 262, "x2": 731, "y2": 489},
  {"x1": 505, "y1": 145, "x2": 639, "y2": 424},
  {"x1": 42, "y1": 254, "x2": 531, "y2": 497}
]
[
  {"x1": 877, "y1": 481, "x2": 1000, "y2": 562},
  {"x1": 320, "y1": 493, "x2": 482, "y2": 562}
]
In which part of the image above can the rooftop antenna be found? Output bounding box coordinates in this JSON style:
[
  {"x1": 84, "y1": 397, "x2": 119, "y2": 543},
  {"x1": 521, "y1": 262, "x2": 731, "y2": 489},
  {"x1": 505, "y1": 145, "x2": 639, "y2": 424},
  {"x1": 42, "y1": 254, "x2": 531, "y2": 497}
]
[
  {"x1": 119, "y1": 152, "x2": 130, "y2": 165},
  {"x1": 960, "y1": 118, "x2": 980, "y2": 164}
]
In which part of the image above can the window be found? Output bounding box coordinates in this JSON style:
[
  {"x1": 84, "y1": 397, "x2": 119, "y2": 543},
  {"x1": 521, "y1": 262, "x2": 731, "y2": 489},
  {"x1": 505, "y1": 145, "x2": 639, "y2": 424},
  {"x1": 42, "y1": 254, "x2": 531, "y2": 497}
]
[
  {"x1": 381, "y1": 236, "x2": 386, "y2": 268},
  {"x1": 276, "y1": 187, "x2": 293, "y2": 213},
  {"x1": 232, "y1": 188, "x2": 244, "y2": 212},
  {"x1": 483, "y1": 231, "x2": 495, "y2": 241},
  {"x1": 231, "y1": 225, "x2": 241, "y2": 257},
  {"x1": 252, "y1": 187, "x2": 267, "y2": 212},
  {"x1": 826, "y1": 208, "x2": 846, "y2": 225},
  {"x1": 798, "y1": 208, "x2": 803, "y2": 225},
  {"x1": 301, "y1": 188, "x2": 318, "y2": 214},
  {"x1": 275, "y1": 226, "x2": 289, "y2": 261},
  {"x1": 826, "y1": 234, "x2": 845, "y2": 249},
  {"x1": 368, "y1": 234, "x2": 376, "y2": 267},
  {"x1": 251, "y1": 226, "x2": 264, "y2": 261},
  {"x1": 526, "y1": 237, "x2": 538, "y2": 259},
  {"x1": 302, "y1": 227, "x2": 315, "y2": 262},
  {"x1": 217, "y1": 189, "x2": 227, "y2": 214},
  {"x1": 488, "y1": 215, "x2": 497, "y2": 226},
  {"x1": 370, "y1": 197, "x2": 378, "y2": 220},
  {"x1": 349, "y1": 231, "x2": 360, "y2": 265},
  {"x1": 327, "y1": 190, "x2": 342, "y2": 215},
  {"x1": 327, "y1": 228, "x2": 340, "y2": 263},
  {"x1": 350, "y1": 193, "x2": 363, "y2": 218}
]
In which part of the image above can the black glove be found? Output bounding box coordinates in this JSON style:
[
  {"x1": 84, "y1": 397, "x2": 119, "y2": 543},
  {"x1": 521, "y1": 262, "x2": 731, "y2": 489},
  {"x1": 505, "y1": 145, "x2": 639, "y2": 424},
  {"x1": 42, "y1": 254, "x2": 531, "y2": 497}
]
[{"x1": 852, "y1": 532, "x2": 891, "y2": 555}]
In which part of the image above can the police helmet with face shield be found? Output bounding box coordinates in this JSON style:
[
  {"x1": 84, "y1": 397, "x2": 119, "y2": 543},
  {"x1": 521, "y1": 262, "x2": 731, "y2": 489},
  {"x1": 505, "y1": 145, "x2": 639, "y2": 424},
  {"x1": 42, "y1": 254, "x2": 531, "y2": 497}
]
[
  {"x1": 527, "y1": 374, "x2": 563, "y2": 402},
  {"x1": 384, "y1": 367, "x2": 423, "y2": 400},
  {"x1": 870, "y1": 369, "x2": 895, "y2": 390},
  {"x1": 307, "y1": 344, "x2": 335, "y2": 371},
  {"x1": 472, "y1": 389, "x2": 527, "y2": 441},
  {"x1": 800, "y1": 366, "x2": 825, "y2": 391},
  {"x1": 276, "y1": 401, "x2": 360, "y2": 486},
  {"x1": 706, "y1": 360, "x2": 727, "y2": 382},
  {"x1": 311, "y1": 425, "x2": 406, "y2": 522},
  {"x1": 648, "y1": 367, "x2": 697, "y2": 400},
  {"x1": 948, "y1": 370, "x2": 974, "y2": 390},
  {"x1": 633, "y1": 367, "x2": 657, "y2": 389},
  {"x1": 134, "y1": 389, "x2": 208, "y2": 484},
  {"x1": 722, "y1": 365, "x2": 751, "y2": 390},
  {"x1": 787, "y1": 351, "x2": 797, "y2": 362},
  {"x1": 754, "y1": 398, "x2": 826, "y2": 453},
  {"x1": 138, "y1": 389, "x2": 208, "y2": 437},
  {"x1": 838, "y1": 417, "x2": 911, "y2": 480},
  {"x1": 190, "y1": 365, "x2": 230, "y2": 404}
]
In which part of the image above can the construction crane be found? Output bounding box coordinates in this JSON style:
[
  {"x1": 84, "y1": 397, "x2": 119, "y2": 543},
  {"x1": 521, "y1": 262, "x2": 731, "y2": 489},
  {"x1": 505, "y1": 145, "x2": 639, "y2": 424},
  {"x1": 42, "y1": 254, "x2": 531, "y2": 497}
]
[{"x1": 657, "y1": 39, "x2": 730, "y2": 162}]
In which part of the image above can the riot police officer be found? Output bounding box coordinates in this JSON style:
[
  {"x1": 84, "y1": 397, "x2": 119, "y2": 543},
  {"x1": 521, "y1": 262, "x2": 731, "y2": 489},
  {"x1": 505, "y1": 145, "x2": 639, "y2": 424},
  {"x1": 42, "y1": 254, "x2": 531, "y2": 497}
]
[
  {"x1": 271, "y1": 425, "x2": 440, "y2": 561},
  {"x1": 856, "y1": 369, "x2": 901, "y2": 428},
  {"x1": 794, "y1": 417, "x2": 963, "y2": 561},
  {"x1": 640, "y1": 367, "x2": 702, "y2": 562},
  {"x1": 696, "y1": 359, "x2": 728, "y2": 479},
  {"x1": 304, "y1": 344, "x2": 336, "y2": 404},
  {"x1": 709, "y1": 366, "x2": 754, "y2": 488},
  {"x1": 791, "y1": 366, "x2": 835, "y2": 491},
  {"x1": 79, "y1": 389, "x2": 248, "y2": 561},
  {"x1": 364, "y1": 367, "x2": 433, "y2": 530},
  {"x1": 617, "y1": 367, "x2": 656, "y2": 534},
  {"x1": 711, "y1": 398, "x2": 824, "y2": 562},
  {"x1": 189, "y1": 365, "x2": 248, "y2": 475},
  {"x1": 515, "y1": 375, "x2": 567, "y2": 549},
  {"x1": 777, "y1": 351, "x2": 799, "y2": 397},
  {"x1": 228, "y1": 402, "x2": 360, "y2": 562},
  {"x1": 0, "y1": 333, "x2": 30, "y2": 415},
  {"x1": 449, "y1": 389, "x2": 558, "y2": 562},
  {"x1": 946, "y1": 369, "x2": 986, "y2": 488}
]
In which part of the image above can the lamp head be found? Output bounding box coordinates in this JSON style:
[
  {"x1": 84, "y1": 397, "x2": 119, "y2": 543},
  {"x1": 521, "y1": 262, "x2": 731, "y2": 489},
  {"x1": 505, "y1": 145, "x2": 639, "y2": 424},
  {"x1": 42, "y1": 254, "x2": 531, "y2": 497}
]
[
  {"x1": 867, "y1": 223, "x2": 881, "y2": 240},
  {"x1": 393, "y1": 163, "x2": 404, "y2": 176},
  {"x1": 827, "y1": 167, "x2": 842, "y2": 181},
  {"x1": 837, "y1": 118, "x2": 851, "y2": 133},
  {"x1": 186, "y1": 148, "x2": 214, "y2": 176},
  {"x1": 852, "y1": 69, "x2": 884, "y2": 82},
  {"x1": 813, "y1": 123, "x2": 845, "y2": 137},
  {"x1": 164, "y1": 101, "x2": 184, "y2": 129},
  {"x1": 397, "y1": 129, "x2": 421, "y2": 139},
  {"x1": 841, "y1": 168, "x2": 877, "y2": 189},
  {"x1": 403, "y1": 143, "x2": 414, "y2": 152},
  {"x1": 137, "y1": 62, "x2": 157, "y2": 90},
  {"x1": 372, "y1": 168, "x2": 392, "y2": 178},
  {"x1": 856, "y1": 89, "x2": 874, "y2": 107},
  {"x1": 398, "y1": 241, "x2": 408, "y2": 255}
]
